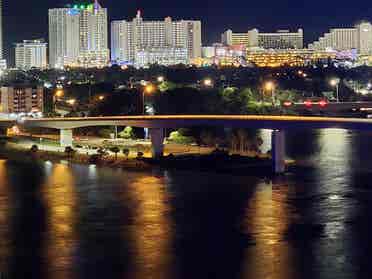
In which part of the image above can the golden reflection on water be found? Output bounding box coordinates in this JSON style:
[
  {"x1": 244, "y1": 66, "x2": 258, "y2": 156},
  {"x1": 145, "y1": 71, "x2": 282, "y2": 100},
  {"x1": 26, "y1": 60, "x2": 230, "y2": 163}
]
[
  {"x1": 128, "y1": 175, "x2": 172, "y2": 279},
  {"x1": 242, "y1": 181, "x2": 294, "y2": 279},
  {"x1": 0, "y1": 161, "x2": 10, "y2": 273},
  {"x1": 42, "y1": 164, "x2": 77, "y2": 279}
]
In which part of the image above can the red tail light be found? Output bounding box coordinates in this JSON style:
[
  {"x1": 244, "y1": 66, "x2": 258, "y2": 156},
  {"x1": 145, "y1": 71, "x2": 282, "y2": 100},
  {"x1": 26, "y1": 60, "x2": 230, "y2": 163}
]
[
  {"x1": 319, "y1": 100, "x2": 327, "y2": 107},
  {"x1": 304, "y1": 100, "x2": 312, "y2": 107}
]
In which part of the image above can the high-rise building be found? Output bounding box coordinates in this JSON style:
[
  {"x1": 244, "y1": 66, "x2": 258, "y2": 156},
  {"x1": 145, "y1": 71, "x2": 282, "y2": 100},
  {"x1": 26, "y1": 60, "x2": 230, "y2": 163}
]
[
  {"x1": 48, "y1": 8, "x2": 80, "y2": 68},
  {"x1": 77, "y1": 0, "x2": 109, "y2": 67},
  {"x1": 0, "y1": 0, "x2": 2, "y2": 60},
  {"x1": 48, "y1": 1, "x2": 109, "y2": 68},
  {"x1": 15, "y1": 39, "x2": 47, "y2": 70},
  {"x1": 308, "y1": 22, "x2": 372, "y2": 55},
  {"x1": 0, "y1": 0, "x2": 5, "y2": 69},
  {"x1": 222, "y1": 29, "x2": 304, "y2": 49},
  {"x1": 111, "y1": 11, "x2": 202, "y2": 64}
]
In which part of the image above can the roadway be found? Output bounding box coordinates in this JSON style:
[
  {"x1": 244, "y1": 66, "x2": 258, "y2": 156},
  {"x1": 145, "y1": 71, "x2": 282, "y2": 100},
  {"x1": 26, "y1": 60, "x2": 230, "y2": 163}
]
[{"x1": 21, "y1": 115, "x2": 372, "y2": 131}]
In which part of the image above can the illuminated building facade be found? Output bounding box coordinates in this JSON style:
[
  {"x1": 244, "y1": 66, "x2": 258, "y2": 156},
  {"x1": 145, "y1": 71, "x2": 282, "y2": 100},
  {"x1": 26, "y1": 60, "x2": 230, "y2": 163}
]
[
  {"x1": 15, "y1": 39, "x2": 48, "y2": 70},
  {"x1": 1, "y1": 85, "x2": 44, "y2": 114},
  {"x1": 246, "y1": 49, "x2": 335, "y2": 67},
  {"x1": 49, "y1": 1, "x2": 109, "y2": 68},
  {"x1": 192, "y1": 44, "x2": 248, "y2": 67},
  {"x1": 0, "y1": 0, "x2": 5, "y2": 69},
  {"x1": 48, "y1": 8, "x2": 80, "y2": 68},
  {"x1": 78, "y1": 0, "x2": 109, "y2": 66},
  {"x1": 135, "y1": 47, "x2": 188, "y2": 68},
  {"x1": 111, "y1": 11, "x2": 201, "y2": 64},
  {"x1": 221, "y1": 30, "x2": 250, "y2": 47},
  {"x1": 309, "y1": 22, "x2": 372, "y2": 55},
  {"x1": 222, "y1": 29, "x2": 303, "y2": 49}
]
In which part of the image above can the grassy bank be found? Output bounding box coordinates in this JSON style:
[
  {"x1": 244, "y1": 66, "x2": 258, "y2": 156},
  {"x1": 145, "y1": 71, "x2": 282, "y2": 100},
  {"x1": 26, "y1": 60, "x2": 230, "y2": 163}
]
[{"x1": 0, "y1": 144, "x2": 154, "y2": 171}]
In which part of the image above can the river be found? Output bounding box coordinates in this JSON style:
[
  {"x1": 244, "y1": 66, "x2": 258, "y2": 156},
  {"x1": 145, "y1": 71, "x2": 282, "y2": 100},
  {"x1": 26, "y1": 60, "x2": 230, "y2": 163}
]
[{"x1": 0, "y1": 128, "x2": 372, "y2": 279}]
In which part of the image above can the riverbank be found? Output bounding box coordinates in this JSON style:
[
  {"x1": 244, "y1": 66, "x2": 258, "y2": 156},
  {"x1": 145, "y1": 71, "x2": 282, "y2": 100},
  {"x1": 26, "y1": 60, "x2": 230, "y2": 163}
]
[
  {"x1": 0, "y1": 144, "x2": 154, "y2": 172},
  {"x1": 0, "y1": 142, "x2": 283, "y2": 176}
]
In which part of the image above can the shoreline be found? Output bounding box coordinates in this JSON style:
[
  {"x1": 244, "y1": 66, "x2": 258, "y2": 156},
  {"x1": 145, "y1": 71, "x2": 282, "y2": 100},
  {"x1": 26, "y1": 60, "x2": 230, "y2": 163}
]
[{"x1": 0, "y1": 143, "x2": 288, "y2": 177}]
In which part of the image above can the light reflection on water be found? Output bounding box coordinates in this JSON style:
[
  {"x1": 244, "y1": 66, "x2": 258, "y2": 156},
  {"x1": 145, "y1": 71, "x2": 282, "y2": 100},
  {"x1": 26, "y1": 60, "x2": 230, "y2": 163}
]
[
  {"x1": 43, "y1": 164, "x2": 77, "y2": 279},
  {"x1": 1, "y1": 129, "x2": 372, "y2": 278},
  {"x1": 0, "y1": 161, "x2": 10, "y2": 274}
]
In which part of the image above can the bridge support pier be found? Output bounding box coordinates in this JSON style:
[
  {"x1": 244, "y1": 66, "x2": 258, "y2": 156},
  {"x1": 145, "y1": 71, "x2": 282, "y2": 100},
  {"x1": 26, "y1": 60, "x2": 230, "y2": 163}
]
[
  {"x1": 60, "y1": 129, "x2": 73, "y2": 147},
  {"x1": 272, "y1": 130, "x2": 285, "y2": 174},
  {"x1": 150, "y1": 128, "x2": 164, "y2": 159}
]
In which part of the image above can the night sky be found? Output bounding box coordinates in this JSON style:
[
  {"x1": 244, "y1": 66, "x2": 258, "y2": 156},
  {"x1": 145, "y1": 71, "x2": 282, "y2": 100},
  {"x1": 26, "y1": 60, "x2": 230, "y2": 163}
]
[{"x1": 4, "y1": 0, "x2": 372, "y2": 64}]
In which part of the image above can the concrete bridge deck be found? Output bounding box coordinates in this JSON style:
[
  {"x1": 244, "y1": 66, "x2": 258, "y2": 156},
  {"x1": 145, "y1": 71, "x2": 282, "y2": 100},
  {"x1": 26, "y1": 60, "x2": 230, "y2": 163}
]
[{"x1": 21, "y1": 115, "x2": 372, "y2": 130}]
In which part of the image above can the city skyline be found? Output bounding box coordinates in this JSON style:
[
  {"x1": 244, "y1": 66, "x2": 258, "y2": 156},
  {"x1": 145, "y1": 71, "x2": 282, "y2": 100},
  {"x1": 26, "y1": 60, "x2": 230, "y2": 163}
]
[{"x1": 4, "y1": 0, "x2": 372, "y2": 63}]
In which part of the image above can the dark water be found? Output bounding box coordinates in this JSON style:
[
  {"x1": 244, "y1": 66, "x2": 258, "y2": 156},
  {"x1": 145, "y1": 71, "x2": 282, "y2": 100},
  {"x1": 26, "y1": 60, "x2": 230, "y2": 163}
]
[{"x1": 1, "y1": 129, "x2": 372, "y2": 278}]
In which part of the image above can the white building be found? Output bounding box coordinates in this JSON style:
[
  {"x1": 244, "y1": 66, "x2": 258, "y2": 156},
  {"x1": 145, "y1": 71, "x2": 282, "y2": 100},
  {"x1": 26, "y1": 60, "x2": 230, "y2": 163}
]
[
  {"x1": 0, "y1": 0, "x2": 5, "y2": 69},
  {"x1": 202, "y1": 46, "x2": 215, "y2": 58},
  {"x1": 222, "y1": 29, "x2": 304, "y2": 49},
  {"x1": 111, "y1": 11, "x2": 201, "y2": 64},
  {"x1": 78, "y1": 1, "x2": 109, "y2": 67},
  {"x1": 48, "y1": 8, "x2": 80, "y2": 68},
  {"x1": 309, "y1": 22, "x2": 372, "y2": 55},
  {"x1": 15, "y1": 39, "x2": 47, "y2": 70},
  {"x1": 135, "y1": 47, "x2": 188, "y2": 68},
  {"x1": 48, "y1": 1, "x2": 109, "y2": 68}
]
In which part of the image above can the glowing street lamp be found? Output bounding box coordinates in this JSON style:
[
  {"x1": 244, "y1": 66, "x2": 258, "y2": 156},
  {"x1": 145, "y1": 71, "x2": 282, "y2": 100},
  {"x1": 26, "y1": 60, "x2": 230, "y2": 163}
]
[
  {"x1": 203, "y1": 78, "x2": 213, "y2": 87},
  {"x1": 66, "y1": 99, "x2": 76, "y2": 106},
  {"x1": 98, "y1": 95, "x2": 105, "y2": 101},
  {"x1": 157, "y1": 76, "x2": 165, "y2": 83},
  {"x1": 330, "y1": 78, "x2": 340, "y2": 102},
  {"x1": 264, "y1": 81, "x2": 276, "y2": 105},
  {"x1": 55, "y1": 89, "x2": 64, "y2": 98},
  {"x1": 142, "y1": 84, "x2": 156, "y2": 115},
  {"x1": 53, "y1": 89, "x2": 65, "y2": 112},
  {"x1": 145, "y1": 84, "x2": 155, "y2": 94}
]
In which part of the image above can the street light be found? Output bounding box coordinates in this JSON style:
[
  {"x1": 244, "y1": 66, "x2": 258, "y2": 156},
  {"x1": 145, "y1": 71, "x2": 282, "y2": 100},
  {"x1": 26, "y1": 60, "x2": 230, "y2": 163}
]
[
  {"x1": 55, "y1": 89, "x2": 64, "y2": 98},
  {"x1": 264, "y1": 81, "x2": 276, "y2": 105},
  {"x1": 66, "y1": 99, "x2": 76, "y2": 106},
  {"x1": 98, "y1": 95, "x2": 105, "y2": 101},
  {"x1": 203, "y1": 78, "x2": 213, "y2": 87},
  {"x1": 330, "y1": 78, "x2": 340, "y2": 102},
  {"x1": 142, "y1": 84, "x2": 156, "y2": 115},
  {"x1": 157, "y1": 76, "x2": 165, "y2": 83},
  {"x1": 54, "y1": 89, "x2": 64, "y2": 112}
]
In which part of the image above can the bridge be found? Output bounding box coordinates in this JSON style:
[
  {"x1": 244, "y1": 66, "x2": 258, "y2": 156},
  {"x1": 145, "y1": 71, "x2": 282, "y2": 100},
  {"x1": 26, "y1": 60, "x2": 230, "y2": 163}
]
[
  {"x1": 13, "y1": 115, "x2": 372, "y2": 173},
  {"x1": 290, "y1": 101, "x2": 372, "y2": 114}
]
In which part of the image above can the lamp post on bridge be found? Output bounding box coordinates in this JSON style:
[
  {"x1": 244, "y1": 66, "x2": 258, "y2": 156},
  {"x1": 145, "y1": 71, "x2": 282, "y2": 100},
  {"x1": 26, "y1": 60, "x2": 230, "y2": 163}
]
[{"x1": 330, "y1": 78, "x2": 340, "y2": 103}]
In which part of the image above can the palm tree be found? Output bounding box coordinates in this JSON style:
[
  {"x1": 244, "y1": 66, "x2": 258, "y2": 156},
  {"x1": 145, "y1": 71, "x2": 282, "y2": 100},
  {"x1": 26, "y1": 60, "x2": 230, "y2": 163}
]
[
  {"x1": 122, "y1": 148, "x2": 130, "y2": 160},
  {"x1": 64, "y1": 146, "x2": 75, "y2": 159},
  {"x1": 137, "y1": 151, "x2": 144, "y2": 159},
  {"x1": 30, "y1": 144, "x2": 39, "y2": 153},
  {"x1": 109, "y1": 146, "x2": 120, "y2": 160}
]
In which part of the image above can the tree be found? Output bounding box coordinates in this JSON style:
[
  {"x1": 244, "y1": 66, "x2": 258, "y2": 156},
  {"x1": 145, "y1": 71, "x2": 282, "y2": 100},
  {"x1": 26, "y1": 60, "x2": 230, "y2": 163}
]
[
  {"x1": 119, "y1": 126, "x2": 135, "y2": 139},
  {"x1": 109, "y1": 146, "x2": 120, "y2": 160},
  {"x1": 168, "y1": 129, "x2": 195, "y2": 144},
  {"x1": 64, "y1": 146, "x2": 75, "y2": 159},
  {"x1": 122, "y1": 148, "x2": 130, "y2": 160},
  {"x1": 30, "y1": 144, "x2": 39, "y2": 153},
  {"x1": 97, "y1": 147, "x2": 108, "y2": 157}
]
